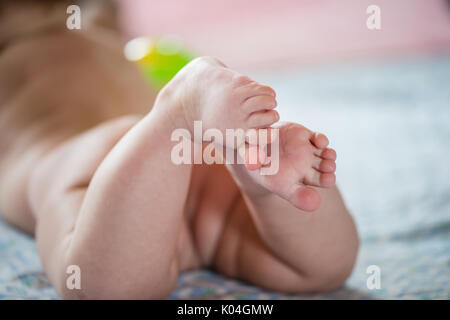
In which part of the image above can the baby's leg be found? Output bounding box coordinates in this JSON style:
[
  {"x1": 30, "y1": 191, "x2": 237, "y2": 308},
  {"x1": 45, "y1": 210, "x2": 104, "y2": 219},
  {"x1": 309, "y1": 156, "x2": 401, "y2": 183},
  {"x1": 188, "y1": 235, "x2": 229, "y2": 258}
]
[
  {"x1": 0, "y1": 3, "x2": 193, "y2": 298},
  {"x1": 216, "y1": 185, "x2": 358, "y2": 292},
  {"x1": 218, "y1": 124, "x2": 359, "y2": 292},
  {"x1": 30, "y1": 99, "x2": 198, "y2": 299},
  {"x1": 154, "y1": 57, "x2": 359, "y2": 292}
]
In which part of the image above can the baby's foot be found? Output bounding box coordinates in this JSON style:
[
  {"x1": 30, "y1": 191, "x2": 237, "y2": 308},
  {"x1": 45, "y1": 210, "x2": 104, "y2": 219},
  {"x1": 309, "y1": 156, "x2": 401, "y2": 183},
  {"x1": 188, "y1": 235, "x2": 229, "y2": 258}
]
[
  {"x1": 228, "y1": 122, "x2": 337, "y2": 212},
  {"x1": 158, "y1": 57, "x2": 336, "y2": 211},
  {"x1": 158, "y1": 56, "x2": 279, "y2": 139}
]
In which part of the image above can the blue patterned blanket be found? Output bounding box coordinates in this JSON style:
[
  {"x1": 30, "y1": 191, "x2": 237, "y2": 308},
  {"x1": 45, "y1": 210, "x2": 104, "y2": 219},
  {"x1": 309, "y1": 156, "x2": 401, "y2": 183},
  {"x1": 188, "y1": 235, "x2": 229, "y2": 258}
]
[{"x1": 1, "y1": 56, "x2": 449, "y2": 299}]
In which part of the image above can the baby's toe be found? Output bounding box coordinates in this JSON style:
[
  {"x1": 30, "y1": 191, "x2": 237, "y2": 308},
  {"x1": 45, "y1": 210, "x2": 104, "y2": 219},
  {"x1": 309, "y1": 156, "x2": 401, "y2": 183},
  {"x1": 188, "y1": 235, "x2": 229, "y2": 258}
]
[
  {"x1": 236, "y1": 81, "x2": 276, "y2": 103},
  {"x1": 247, "y1": 110, "x2": 279, "y2": 128},
  {"x1": 314, "y1": 158, "x2": 336, "y2": 173},
  {"x1": 316, "y1": 147, "x2": 337, "y2": 161},
  {"x1": 289, "y1": 185, "x2": 321, "y2": 212},
  {"x1": 305, "y1": 168, "x2": 336, "y2": 188},
  {"x1": 311, "y1": 132, "x2": 329, "y2": 149},
  {"x1": 243, "y1": 95, "x2": 277, "y2": 113},
  {"x1": 247, "y1": 82, "x2": 276, "y2": 97},
  {"x1": 320, "y1": 172, "x2": 336, "y2": 187}
]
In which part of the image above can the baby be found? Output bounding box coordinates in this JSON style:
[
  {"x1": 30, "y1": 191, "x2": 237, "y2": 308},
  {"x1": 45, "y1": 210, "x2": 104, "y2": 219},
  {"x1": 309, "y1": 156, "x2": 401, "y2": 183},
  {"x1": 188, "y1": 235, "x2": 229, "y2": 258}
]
[{"x1": 0, "y1": 1, "x2": 358, "y2": 299}]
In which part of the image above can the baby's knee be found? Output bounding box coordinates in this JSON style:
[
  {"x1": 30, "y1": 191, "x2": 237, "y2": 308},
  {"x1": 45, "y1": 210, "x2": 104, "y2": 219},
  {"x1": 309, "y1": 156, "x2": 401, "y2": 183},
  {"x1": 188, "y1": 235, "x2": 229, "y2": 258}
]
[
  {"x1": 303, "y1": 251, "x2": 358, "y2": 293},
  {"x1": 280, "y1": 265, "x2": 353, "y2": 294},
  {"x1": 280, "y1": 249, "x2": 358, "y2": 293},
  {"x1": 309, "y1": 265, "x2": 354, "y2": 292}
]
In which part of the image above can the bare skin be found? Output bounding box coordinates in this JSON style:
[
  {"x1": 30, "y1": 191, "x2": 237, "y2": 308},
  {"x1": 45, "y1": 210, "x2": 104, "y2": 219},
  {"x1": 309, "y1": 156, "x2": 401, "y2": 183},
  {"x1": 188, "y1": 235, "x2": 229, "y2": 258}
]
[{"x1": 0, "y1": 19, "x2": 358, "y2": 298}]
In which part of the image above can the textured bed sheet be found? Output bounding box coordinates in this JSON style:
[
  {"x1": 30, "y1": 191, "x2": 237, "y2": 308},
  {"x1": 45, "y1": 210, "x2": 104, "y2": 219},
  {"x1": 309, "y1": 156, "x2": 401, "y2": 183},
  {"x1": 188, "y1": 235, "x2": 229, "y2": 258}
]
[{"x1": 1, "y1": 56, "x2": 449, "y2": 299}]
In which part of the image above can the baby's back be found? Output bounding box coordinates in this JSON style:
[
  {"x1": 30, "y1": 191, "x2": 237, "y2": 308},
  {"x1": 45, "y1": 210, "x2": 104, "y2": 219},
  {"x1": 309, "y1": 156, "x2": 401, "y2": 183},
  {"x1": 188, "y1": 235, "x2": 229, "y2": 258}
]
[{"x1": 0, "y1": 28, "x2": 154, "y2": 232}]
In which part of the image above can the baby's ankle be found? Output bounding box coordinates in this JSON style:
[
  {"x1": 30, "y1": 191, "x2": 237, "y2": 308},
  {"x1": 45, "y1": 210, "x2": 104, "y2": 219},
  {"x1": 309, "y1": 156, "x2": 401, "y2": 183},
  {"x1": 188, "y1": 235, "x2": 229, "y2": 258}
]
[{"x1": 152, "y1": 81, "x2": 194, "y2": 135}]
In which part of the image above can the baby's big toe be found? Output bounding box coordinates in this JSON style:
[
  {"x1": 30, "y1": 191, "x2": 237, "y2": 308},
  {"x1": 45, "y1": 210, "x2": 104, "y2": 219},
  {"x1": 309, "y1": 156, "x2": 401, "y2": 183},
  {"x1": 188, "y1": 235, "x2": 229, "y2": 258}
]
[{"x1": 289, "y1": 186, "x2": 321, "y2": 212}]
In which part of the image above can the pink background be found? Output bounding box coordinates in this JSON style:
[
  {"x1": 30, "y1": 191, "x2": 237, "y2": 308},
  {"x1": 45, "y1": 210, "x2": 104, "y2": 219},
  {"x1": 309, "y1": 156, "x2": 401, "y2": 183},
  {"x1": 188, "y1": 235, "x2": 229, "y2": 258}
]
[{"x1": 117, "y1": 0, "x2": 450, "y2": 71}]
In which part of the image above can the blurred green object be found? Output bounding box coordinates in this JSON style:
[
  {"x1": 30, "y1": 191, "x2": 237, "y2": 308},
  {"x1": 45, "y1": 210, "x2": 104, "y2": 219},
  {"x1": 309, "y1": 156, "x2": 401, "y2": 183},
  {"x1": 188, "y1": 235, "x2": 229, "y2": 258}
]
[{"x1": 124, "y1": 36, "x2": 195, "y2": 89}]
